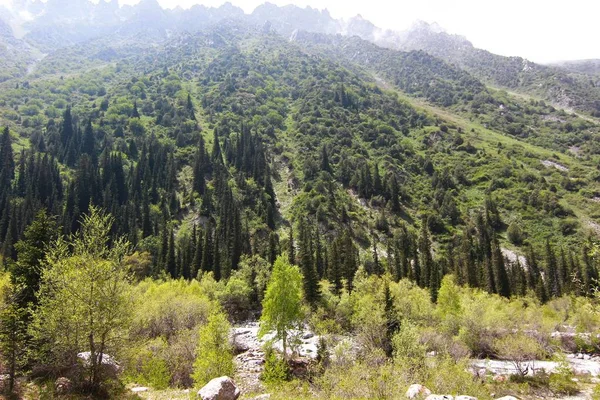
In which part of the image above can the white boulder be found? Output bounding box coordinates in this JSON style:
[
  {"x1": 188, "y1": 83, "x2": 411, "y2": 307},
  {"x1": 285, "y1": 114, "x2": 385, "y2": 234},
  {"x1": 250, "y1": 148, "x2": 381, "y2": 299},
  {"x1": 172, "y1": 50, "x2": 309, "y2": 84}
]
[
  {"x1": 406, "y1": 384, "x2": 432, "y2": 399},
  {"x1": 197, "y1": 376, "x2": 240, "y2": 400}
]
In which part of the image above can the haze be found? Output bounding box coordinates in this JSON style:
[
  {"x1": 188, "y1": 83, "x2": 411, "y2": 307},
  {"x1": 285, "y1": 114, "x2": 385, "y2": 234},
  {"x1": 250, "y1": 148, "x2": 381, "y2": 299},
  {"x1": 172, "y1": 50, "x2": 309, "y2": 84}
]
[
  {"x1": 125, "y1": 0, "x2": 600, "y2": 63},
  {"x1": 1, "y1": 0, "x2": 599, "y2": 63}
]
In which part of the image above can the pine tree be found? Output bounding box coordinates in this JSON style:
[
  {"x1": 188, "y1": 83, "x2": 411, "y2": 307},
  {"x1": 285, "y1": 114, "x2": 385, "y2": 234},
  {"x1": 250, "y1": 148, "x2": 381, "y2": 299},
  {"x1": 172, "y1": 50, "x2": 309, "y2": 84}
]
[
  {"x1": 314, "y1": 227, "x2": 324, "y2": 278},
  {"x1": 288, "y1": 225, "x2": 295, "y2": 266},
  {"x1": 545, "y1": 240, "x2": 560, "y2": 298},
  {"x1": 418, "y1": 217, "x2": 433, "y2": 288},
  {"x1": 213, "y1": 232, "x2": 221, "y2": 281},
  {"x1": 81, "y1": 120, "x2": 96, "y2": 162},
  {"x1": 0, "y1": 127, "x2": 15, "y2": 191},
  {"x1": 298, "y1": 220, "x2": 320, "y2": 306},
  {"x1": 11, "y1": 210, "x2": 58, "y2": 311},
  {"x1": 491, "y1": 236, "x2": 510, "y2": 297},
  {"x1": 131, "y1": 101, "x2": 140, "y2": 118},
  {"x1": 211, "y1": 128, "x2": 222, "y2": 163},
  {"x1": 201, "y1": 224, "x2": 214, "y2": 274},
  {"x1": 268, "y1": 231, "x2": 278, "y2": 266},
  {"x1": 166, "y1": 227, "x2": 177, "y2": 278},
  {"x1": 389, "y1": 175, "x2": 401, "y2": 212},
  {"x1": 192, "y1": 227, "x2": 203, "y2": 279},
  {"x1": 320, "y1": 144, "x2": 331, "y2": 173}
]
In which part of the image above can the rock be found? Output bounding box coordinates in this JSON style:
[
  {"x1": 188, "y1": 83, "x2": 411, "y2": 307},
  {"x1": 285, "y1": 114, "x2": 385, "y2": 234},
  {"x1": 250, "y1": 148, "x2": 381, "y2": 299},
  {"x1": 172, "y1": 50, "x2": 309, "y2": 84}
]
[
  {"x1": 302, "y1": 332, "x2": 314, "y2": 339},
  {"x1": 197, "y1": 376, "x2": 240, "y2": 400},
  {"x1": 456, "y1": 396, "x2": 477, "y2": 400},
  {"x1": 577, "y1": 353, "x2": 584, "y2": 359},
  {"x1": 406, "y1": 384, "x2": 432, "y2": 399},
  {"x1": 584, "y1": 354, "x2": 591, "y2": 360},
  {"x1": 425, "y1": 395, "x2": 453, "y2": 400},
  {"x1": 131, "y1": 386, "x2": 149, "y2": 393},
  {"x1": 77, "y1": 352, "x2": 119, "y2": 368},
  {"x1": 493, "y1": 375, "x2": 507, "y2": 382},
  {"x1": 55, "y1": 377, "x2": 73, "y2": 395},
  {"x1": 495, "y1": 397, "x2": 519, "y2": 400}
]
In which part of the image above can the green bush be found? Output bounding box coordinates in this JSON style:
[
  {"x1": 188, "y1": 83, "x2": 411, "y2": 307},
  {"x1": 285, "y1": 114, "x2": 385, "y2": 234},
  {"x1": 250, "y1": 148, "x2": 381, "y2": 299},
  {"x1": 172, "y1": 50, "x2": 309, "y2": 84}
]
[
  {"x1": 192, "y1": 311, "x2": 234, "y2": 387},
  {"x1": 549, "y1": 360, "x2": 578, "y2": 395},
  {"x1": 140, "y1": 357, "x2": 170, "y2": 390},
  {"x1": 261, "y1": 346, "x2": 290, "y2": 384}
]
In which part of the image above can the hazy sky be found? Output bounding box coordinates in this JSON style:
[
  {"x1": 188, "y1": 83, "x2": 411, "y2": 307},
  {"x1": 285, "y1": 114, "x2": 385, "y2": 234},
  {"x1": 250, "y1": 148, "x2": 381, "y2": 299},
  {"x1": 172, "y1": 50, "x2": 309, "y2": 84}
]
[
  {"x1": 3, "y1": 0, "x2": 599, "y2": 63},
  {"x1": 126, "y1": 0, "x2": 600, "y2": 63}
]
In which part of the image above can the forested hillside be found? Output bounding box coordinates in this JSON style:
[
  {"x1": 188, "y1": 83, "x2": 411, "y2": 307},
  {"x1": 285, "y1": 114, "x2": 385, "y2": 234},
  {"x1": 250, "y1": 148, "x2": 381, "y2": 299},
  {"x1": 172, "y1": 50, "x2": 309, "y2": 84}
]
[{"x1": 0, "y1": 4, "x2": 599, "y2": 399}]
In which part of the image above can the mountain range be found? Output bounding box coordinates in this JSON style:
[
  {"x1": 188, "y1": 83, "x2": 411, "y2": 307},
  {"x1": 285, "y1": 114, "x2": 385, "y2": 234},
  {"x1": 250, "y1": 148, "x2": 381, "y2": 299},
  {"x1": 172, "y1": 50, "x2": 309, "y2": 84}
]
[
  {"x1": 1, "y1": 0, "x2": 599, "y2": 116},
  {"x1": 0, "y1": 0, "x2": 600, "y2": 303}
]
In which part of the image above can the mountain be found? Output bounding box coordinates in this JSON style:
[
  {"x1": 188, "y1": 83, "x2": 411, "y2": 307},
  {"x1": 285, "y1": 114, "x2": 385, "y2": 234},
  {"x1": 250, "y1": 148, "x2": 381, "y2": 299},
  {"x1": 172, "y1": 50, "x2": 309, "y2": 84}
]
[
  {"x1": 0, "y1": 2, "x2": 599, "y2": 305},
  {"x1": 2, "y1": 5, "x2": 600, "y2": 398},
  {"x1": 1, "y1": 0, "x2": 598, "y2": 117},
  {"x1": 386, "y1": 21, "x2": 600, "y2": 116},
  {"x1": 551, "y1": 59, "x2": 600, "y2": 76}
]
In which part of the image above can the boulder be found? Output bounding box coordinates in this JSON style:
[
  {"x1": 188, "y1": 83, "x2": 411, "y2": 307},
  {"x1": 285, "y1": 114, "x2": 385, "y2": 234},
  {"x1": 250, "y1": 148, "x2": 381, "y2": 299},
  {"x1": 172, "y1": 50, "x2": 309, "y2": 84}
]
[
  {"x1": 495, "y1": 396, "x2": 519, "y2": 400},
  {"x1": 77, "y1": 351, "x2": 119, "y2": 368},
  {"x1": 131, "y1": 386, "x2": 149, "y2": 393},
  {"x1": 55, "y1": 377, "x2": 73, "y2": 395},
  {"x1": 456, "y1": 396, "x2": 478, "y2": 400},
  {"x1": 197, "y1": 376, "x2": 240, "y2": 400},
  {"x1": 425, "y1": 395, "x2": 453, "y2": 400},
  {"x1": 406, "y1": 384, "x2": 432, "y2": 399}
]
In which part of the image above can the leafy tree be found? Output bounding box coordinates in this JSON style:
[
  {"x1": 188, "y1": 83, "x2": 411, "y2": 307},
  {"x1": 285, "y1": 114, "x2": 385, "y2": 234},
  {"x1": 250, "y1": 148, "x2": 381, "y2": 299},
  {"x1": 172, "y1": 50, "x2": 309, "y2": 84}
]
[
  {"x1": 493, "y1": 333, "x2": 543, "y2": 376},
  {"x1": 259, "y1": 256, "x2": 304, "y2": 359},
  {"x1": 507, "y1": 221, "x2": 524, "y2": 246},
  {"x1": 31, "y1": 206, "x2": 131, "y2": 388},
  {"x1": 192, "y1": 310, "x2": 233, "y2": 387}
]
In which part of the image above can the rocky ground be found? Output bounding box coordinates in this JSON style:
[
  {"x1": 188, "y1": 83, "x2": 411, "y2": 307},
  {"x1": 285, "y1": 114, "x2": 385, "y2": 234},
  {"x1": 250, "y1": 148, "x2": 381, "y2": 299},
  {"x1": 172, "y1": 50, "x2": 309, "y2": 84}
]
[{"x1": 232, "y1": 322, "x2": 321, "y2": 396}]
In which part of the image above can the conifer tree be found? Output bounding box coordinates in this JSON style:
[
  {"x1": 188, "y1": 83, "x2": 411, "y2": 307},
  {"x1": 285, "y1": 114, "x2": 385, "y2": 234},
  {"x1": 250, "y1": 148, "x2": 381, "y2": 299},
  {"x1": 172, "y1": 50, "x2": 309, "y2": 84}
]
[
  {"x1": 211, "y1": 129, "x2": 222, "y2": 163},
  {"x1": 320, "y1": 144, "x2": 331, "y2": 173},
  {"x1": 11, "y1": 210, "x2": 58, "y2": 311},
  {"x1": 0, "y1": 127, "x2": 15, "y2": 191},
  {"x1": 491, "y1": 236, "x2": 510, "y2": 297},
  {"x1": 418, "y1": 218, "x2": 433, "y2": 288},
  {"x1": 288, "y1": 225, "x2": 295, "y2": 266},
  {"x1": 545, "y1": 240, "x2": 560, "y2": 297},
  {"x1": 298, "y1": 220, "x2": 320, "y2": 306},
  {"x1": 166, "y1": 227, "x2": 177, "y2": 278},
  {"x1": 192, "y1": 227, "x2": 203, "y2": 279}
]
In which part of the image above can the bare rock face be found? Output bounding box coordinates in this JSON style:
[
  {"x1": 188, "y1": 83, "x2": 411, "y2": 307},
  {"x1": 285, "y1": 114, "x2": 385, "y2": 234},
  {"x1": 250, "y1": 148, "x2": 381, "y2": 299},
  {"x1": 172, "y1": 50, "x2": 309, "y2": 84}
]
[
  {"x1": 197, "y1": 376, "x2": 240, "y2": 400},
  {"x1": 55, "y1": 377, "x2": 73, "y2": 395}
]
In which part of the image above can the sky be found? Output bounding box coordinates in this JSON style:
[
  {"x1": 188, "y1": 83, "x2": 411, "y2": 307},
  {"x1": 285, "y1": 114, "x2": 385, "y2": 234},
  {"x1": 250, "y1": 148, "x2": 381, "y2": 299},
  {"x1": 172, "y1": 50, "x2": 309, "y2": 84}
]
[{"x1": 2, "y1": 0, "x2": 599, "y2": 63}]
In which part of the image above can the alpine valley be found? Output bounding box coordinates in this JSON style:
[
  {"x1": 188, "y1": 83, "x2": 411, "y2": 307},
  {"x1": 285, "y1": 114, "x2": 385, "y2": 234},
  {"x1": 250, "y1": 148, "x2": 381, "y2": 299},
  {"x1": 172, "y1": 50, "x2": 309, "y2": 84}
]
[{"x1": 0, "y1": 1, "x2": 599, "y2": 399}]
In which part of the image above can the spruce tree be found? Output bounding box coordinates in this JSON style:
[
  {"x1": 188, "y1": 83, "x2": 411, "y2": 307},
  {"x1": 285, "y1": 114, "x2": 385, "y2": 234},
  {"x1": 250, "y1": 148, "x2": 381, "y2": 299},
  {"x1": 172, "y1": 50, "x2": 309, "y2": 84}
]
[
  {"x1": 418, "y1": 218, "x2": 433, "y2": 288},
  {"x1": 11, "y1": 210, "x2": 58, "y2": 311},
  {"x1": 288, "y1": 225, "x2": 295, "y2": 266},
  {"x1": 491, "y1": 236, "x2": 510, "y2": 297},
  {"x1": 545, "y1": 240, "x2": 560, "y2": 298},
  {"x1": 166, "y1": 227, "x2": 177, "y2": 278},
  {"x1": 298, "y1": 220, "x2": 320, "y2": 306},
  {"x1": 211, "y1": 128, "x2": 222, "y2": 163}
]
